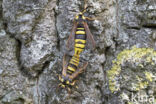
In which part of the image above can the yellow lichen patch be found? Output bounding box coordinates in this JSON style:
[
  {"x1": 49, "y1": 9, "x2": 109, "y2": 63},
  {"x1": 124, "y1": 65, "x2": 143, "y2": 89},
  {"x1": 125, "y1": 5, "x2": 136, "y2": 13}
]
[
  {"x1": 138, "y1": 81, "x2": 149, "y2": 90},
  {"x1": 127, "y1": 102, "x2": 134, "y2": 104},
  {"x1": 107, "y1": 46, "x2": 156, "y2": 93},
  {"x1": 107, "y1": 63, "x2": 121, "y2": 92},
  {"x1": 132, "y1": 76, "x2": 149, "y2": 91},
  {"x1": 144, "y1": 71, "x2": 153, "y2": 82},
  {"x1": 109, "y1": 83, "x2": 118, "y2": 92}
]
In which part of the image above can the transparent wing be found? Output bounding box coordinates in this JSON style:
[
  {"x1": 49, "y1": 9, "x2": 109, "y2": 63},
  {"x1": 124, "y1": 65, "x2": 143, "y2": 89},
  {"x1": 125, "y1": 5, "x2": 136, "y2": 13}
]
[
  {"x1": 66, "y1": 21, "x2": 77, "y2": 50},
  {"x1": 69, "y1": 62, "x2": 88, "y2": 80},
  {"x1": 83, "y1": 22, "x2": 96, "y2": 50}
]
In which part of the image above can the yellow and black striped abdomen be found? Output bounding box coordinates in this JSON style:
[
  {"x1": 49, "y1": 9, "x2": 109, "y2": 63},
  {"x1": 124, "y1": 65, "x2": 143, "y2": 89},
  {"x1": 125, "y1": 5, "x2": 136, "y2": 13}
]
[
  {"x1": 74, "y1": 27, "x2": 86, "y2": 55},
  {"x1": 67, "y1": 55, "x2": 80, "y2": 75},
  {"x1": 66, "y1": 25, "x2": 86, "y2": 75}
]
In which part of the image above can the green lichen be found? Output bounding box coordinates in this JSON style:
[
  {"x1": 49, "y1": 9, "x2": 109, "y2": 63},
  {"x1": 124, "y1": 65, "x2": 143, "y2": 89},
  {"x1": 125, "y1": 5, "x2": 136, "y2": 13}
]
[
  {"x1": 107, "y1": 46, "x2": 156, "y2": 93},
  {"x1": 144, "y1": 71, "x2": 153, "y2": 82},
  {"x1": 127, "y1": 102, "x2": 134, "y2": 104},
  {"x1": 134, "y1": 75, "x2": 149, "y2": 91}
]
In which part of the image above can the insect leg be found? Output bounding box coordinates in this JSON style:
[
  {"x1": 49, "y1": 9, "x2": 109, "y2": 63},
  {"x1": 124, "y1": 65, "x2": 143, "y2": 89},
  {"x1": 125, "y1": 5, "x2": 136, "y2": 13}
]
[
  {"x1": 78, "y1": 62, "x2": 88, "y2": 73},
  {"x1": 67, "y1": 87, "x2": 71, "y2": 94},
  {"x1": 58, "y1": 74, "x2": 61, "y2": 80},
  {"x1": 62, "y1": 54, "x2": 68, "y2": 76},
  {"x1": 85, "y1": 17, "x2": 96, "y2": 21},
  {"x1": 82, "y1": 0, "x2": 87, "y2": 13},
  {"x1": 70, "y1": 80, "x2": 77, "y2": 86},
  {"x1": 84, "y1": 0, "x2": 87, "y2": 8},
  {"x1": 56, "y1": 83, "x2": 62, "y2": 92}
]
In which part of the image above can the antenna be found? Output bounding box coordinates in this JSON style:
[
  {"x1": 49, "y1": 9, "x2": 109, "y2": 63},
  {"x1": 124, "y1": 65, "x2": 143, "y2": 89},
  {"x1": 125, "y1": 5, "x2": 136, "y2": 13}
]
[{"x1": 82, "y1": 0, "x2": 87, "y2": 14}]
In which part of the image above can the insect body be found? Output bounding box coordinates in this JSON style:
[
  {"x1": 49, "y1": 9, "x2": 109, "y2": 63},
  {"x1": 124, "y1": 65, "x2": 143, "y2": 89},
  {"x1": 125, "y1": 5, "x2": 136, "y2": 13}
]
[
  {"x1": 59, "y1": 30, "x2": 87, "y2": 90},
  {"x1": 59, "y1": 54, "x2": 88, "y2": 91},
  {"x1": 67, "y1": 12, "x2": 96, "y2": 51},
  {"x1": 59, "y1": 0, "x2": 96, "y2": 91},
  {"x1": 74, "y1": 15, "x2": 87, "y2": 55},
  {"x1": 67, "y1": 55, "x2": 80, "y2": 76}
]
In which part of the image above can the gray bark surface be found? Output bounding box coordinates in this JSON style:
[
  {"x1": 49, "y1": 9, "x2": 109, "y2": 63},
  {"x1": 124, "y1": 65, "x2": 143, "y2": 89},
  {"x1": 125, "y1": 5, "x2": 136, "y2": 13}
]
[{"x1": 0, "y1": 0, "x2": 155, "y2": 104}]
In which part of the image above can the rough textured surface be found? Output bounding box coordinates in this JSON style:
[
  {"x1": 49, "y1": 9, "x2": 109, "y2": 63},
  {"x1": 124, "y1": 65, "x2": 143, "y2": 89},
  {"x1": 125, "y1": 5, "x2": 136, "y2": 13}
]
[
  {"x1": 0, "y1": 0, "x2": 156, "y2": 104},
  {"x1": 107, "y1": 46, "x2": 156, "y2": 103},
  {"x1": 0, "y1": 35, "x2": 34, "y2": 104},
  {"x1": 3, "y1": 0, "x2": 57, "y2": 77}
]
